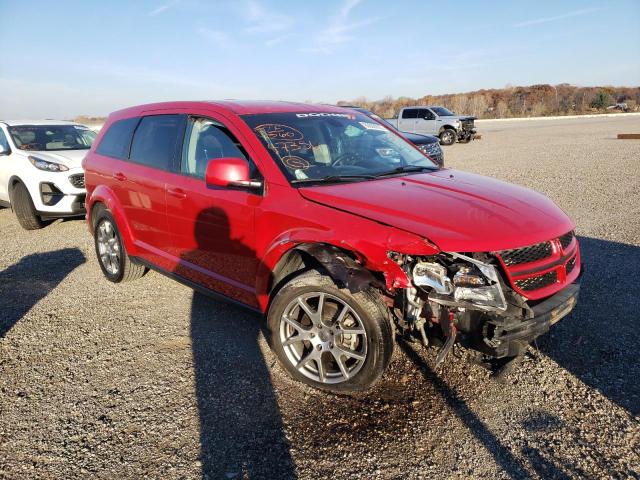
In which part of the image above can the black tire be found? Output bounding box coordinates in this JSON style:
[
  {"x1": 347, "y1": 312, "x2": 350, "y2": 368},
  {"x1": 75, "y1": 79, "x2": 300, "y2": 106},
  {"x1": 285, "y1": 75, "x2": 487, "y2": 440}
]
[
  {"x1": 11, "y1": 182, "x2": 44, "y2": 230},
  {"x1": 93, "y1": 208, "x2": 147, "y2": 283},
  {"x1": 439, "y1": 129, "x2": 457, "y2": 146},
  {"x1": 267, "y1": 270, "x2": 394, "y2": 393}
]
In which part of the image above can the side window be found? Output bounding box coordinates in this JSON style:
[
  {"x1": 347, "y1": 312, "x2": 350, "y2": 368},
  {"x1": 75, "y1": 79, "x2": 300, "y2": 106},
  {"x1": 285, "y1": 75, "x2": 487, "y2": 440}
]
[
  {"x1": 181, "y1": 117, "x2": 256, "y2": 179},
  {"x1": 0, "y1": 129, "x2": 10, "y2": 152},
  {"x1": 130, "y1": 115, "x2": 183, "y2": 170},
  {"x1": 424, "y1": 109, "x2": 435, "y2": 120},
  {"x1": 401, "y1": 109, "x2": 418, "y2": 119},
  {"x1": 415, "y1": 109, "x2": 430, "y2": 120},
  {"x1": 95, "y1": 117, "x2": 139, "y2": 159}
]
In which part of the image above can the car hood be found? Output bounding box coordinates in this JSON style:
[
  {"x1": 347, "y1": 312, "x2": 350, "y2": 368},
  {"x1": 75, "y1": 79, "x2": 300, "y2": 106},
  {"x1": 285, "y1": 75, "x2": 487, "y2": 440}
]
[
  {"x1": 19, "y1": 149, "x2": 87, "y2": 169},
  {"x1": 401, "y1": 131, "x2": 439, "y2": 144},
  {"x1": 299, "y1": 169, "x2": 574, "y2": 252},
  {"x1": 448, "y1": 115, "x2": 478, "y2": 120}
]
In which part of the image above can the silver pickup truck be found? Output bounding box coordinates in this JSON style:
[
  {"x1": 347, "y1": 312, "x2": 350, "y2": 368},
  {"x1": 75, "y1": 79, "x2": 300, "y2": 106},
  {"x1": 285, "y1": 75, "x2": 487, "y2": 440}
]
[{"x1": 392, "y1": 106, "x2": 477, "y2": 145}]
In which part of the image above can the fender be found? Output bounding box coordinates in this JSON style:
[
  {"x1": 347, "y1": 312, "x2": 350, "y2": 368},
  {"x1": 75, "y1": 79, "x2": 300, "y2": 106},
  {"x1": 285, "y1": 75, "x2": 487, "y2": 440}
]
[
  {"x1": 7, "y1": 175, "x2": 25, "y2": 209},
  {"x1": 255, "y1": 226, "x2": 440, "y2": 311},
  {"x1": 87, "y1": 185, "x2": 138, "y2": 256}
]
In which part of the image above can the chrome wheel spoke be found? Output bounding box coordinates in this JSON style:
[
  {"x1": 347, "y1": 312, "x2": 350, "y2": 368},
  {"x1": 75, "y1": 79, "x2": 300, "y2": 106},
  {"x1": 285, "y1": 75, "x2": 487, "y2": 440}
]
[
  {"x1": 335, "y1": 303, "x2": 350, "y2": 324},
  {"x1": 316, "y1": 357, "x2": 326, "y2": 383},
  {"x1": 283, "y1": 315, "x2": 307, "y2": 334},
  {"x1": 333, "y1": 344, "x2": 365, "y2": 361},
  {"x1": 297, "y1": 297, "x2": 318, "y2": 324},
  {"x1": 331, "y1": 351, "x2": 350, "y2": 380},
  {"x1": 340, "y1": 327, "x2": 365, "y2": 335},
  {"x1": 295, "y1": 350, "x2": 315, "y2": 370},
  {"x1": 282, "y1": 336, "x2": 304, "y2": 347}
]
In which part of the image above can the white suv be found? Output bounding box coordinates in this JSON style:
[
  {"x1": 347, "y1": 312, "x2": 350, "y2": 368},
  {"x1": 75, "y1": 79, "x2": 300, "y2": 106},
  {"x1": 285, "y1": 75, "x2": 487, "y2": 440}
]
[{"x1": 0, "y1": 120, "x2": 96, "y2": 229}]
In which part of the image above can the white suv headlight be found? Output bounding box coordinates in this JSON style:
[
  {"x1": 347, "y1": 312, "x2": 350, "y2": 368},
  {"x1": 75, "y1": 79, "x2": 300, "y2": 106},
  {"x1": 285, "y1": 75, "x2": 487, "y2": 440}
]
[{"x1": 29, "y1": 156, "x2": 69, "y2": 172}]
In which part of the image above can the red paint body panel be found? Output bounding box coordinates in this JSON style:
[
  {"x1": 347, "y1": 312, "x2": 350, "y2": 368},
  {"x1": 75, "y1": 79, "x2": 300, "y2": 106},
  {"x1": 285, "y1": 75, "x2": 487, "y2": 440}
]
[
  {"x1": 84, "y1": 101, "x2": 581, "y2": 312},
  {"x1": 298, "y1": 169, "x2": 575, "y2": 253}
]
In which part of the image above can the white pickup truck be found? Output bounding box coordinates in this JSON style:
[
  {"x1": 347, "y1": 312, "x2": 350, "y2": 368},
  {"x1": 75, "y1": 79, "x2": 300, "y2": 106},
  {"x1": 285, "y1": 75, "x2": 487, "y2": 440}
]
[{"x1": 391, "y1": 106, "x2": 477, "y2": 145}]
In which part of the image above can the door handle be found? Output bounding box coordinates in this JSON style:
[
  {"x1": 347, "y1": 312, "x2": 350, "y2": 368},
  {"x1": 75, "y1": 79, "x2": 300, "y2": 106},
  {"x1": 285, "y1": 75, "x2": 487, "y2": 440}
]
[
  {"x1": 166, "y1": 187, "x2": 187, "y2": 199},
  {"x1": 113, "y1": 172, "x2": 127, "y2": 181}
]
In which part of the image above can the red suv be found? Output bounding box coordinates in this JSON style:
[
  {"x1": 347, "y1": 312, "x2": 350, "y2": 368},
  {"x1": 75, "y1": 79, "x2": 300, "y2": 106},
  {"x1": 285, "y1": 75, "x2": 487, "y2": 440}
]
[{"x1": 84, "y1": 101, "x2": 581, "y2": 393}]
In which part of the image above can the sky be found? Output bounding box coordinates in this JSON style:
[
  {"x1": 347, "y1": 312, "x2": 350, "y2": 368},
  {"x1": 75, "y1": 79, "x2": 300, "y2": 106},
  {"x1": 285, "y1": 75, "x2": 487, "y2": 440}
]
[{"x1": 1, "y1": 0, "x2": 639, "y2": 118}]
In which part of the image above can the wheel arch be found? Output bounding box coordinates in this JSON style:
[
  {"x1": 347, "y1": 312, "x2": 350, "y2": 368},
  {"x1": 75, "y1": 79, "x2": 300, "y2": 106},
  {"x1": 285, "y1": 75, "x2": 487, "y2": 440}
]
[
  {"x1": 87, "y1": 185, "x2": 137, "y2": 255},
  {"x1": 257, "y1": 241, "x2": 387, "y2": 311},
  {"x1": 7, "y1": 175, "x2": 26, "y2": 209},
  {"x1": 438, "y1": 125, "x2": 457, "y2": 134}
]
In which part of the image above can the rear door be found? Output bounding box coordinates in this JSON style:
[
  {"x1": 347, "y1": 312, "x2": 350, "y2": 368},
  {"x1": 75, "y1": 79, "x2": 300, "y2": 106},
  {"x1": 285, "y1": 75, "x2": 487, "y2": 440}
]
[
  {"x1": 165, "y1": 112, "x2": 264, "y2": 308},
  {"x1": 120, "y1": 114, "x2": 186, "y2": 269},
  {"x1": 414, "y1": 108, "x2": 437, "y2": 135},
  {"x1": 398, "y1": 108, "x2": 418, "y2": 132}
]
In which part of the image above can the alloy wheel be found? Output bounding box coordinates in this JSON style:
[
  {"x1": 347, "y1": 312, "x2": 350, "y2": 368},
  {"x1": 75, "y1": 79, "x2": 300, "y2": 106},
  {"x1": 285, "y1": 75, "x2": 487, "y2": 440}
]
[
  {"x1": 96, "y1": 220, "x2": 121, "y2": 275},
  {"x1": 279, "y1": 292, "x2": 368, "y2": 384}
]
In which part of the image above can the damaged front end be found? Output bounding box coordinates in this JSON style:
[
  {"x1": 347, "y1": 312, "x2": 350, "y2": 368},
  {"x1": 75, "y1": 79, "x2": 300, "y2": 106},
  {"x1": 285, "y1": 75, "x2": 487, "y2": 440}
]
[{"x1": 388, "y1": 249, "x2": 581, "y2": 374}]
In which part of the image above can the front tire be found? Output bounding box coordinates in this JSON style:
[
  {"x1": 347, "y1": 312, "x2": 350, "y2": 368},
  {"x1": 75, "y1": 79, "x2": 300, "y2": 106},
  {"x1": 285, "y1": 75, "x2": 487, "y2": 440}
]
[
  {"x1": 94, "y1": 209, "x2": 147, "y2": 283},
  {"x1": 11, "y1": 182, "x2": 44, "y2": 230},
  {"x1": 439, "y1": 129, "x2": 457, "y2": 146},
  {"x1": 268, "y1": 270, "x2": 393, "y2": 393}
]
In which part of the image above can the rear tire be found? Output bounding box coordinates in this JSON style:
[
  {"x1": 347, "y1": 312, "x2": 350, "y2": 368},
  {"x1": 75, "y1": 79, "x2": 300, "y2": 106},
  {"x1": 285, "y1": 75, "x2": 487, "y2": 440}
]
[
  {"x1": 439, "y1": 129, "x2": 457, "y2": 146},
  {"x1": 268, "y1": 270, "x2": 393, "y2": 393},
  {"x1": 11, "y1": 182, "x2": 44, "y2": 230},
  {"x1": 94, "y1": 209, "x2": 147, "y2": 283}
]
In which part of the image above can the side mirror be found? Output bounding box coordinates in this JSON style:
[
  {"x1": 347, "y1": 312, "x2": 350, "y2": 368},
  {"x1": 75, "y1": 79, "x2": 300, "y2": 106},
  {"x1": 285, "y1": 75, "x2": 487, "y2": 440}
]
[{"x1": 205, "y1": 157, "x2": 262, "y2": 189}]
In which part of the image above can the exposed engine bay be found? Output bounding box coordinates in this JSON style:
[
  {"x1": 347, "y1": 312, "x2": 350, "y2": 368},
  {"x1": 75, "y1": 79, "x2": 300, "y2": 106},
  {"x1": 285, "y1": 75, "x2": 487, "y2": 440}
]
[{"x1": 387, "y1": 251, "x2": 580, "y2": 378}]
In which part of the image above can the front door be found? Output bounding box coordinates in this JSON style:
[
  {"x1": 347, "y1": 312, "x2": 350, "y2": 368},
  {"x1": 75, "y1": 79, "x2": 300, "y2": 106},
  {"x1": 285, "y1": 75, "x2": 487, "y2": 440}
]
[
  {"x1": 165, "y1": 114, "x2": 263, "y2": 308},
  {"x1": 414, "y1": 108, "x2": 437, "y2": 135}
]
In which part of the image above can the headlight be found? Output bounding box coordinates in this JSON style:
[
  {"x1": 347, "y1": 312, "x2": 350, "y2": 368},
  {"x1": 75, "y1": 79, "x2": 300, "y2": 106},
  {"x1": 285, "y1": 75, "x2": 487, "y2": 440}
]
[
  {"x1": 413, "y1": 261, "x2": 453, "y2": 294},
  {"x1": 28, "y1": 156, "x2": 69, "y2": 172},
  {"x1": 412, "y1": 254, "x2": 507, "y2": 312}
]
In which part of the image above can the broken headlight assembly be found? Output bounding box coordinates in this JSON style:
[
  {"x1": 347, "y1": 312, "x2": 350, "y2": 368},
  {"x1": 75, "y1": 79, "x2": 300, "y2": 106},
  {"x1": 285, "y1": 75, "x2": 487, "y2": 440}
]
[{"x1": 411, "y1": 253, "x2": 507, "y2": 312}]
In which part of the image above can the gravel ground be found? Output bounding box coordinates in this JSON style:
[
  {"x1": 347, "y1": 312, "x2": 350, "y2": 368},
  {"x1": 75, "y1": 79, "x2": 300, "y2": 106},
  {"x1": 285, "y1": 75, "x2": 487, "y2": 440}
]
[{"x1": 1, "y1": 115, "x2": 639, "y2": 479}]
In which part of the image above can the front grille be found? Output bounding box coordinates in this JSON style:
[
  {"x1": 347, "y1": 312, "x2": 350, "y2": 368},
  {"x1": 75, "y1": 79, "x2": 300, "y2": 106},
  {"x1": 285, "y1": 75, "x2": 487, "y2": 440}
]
[
  {"x1": 461, "y1": 119, "x2": 475, "y2": 131},
  {"x1": 69, "y1": 174, "x2": 85, "y2": 189},
  {"x1": 499, "y1": 241, "x2": 553, "y2": 266},
  {"x1": 566, "y1": 256, "x2": 576, "y2": 275},
  {"x1": 559, "y1": 231, "x2": 574, "y2": 250},
  {"x1": 515, "y1": 271, "x2": 558, "y2": 291}
]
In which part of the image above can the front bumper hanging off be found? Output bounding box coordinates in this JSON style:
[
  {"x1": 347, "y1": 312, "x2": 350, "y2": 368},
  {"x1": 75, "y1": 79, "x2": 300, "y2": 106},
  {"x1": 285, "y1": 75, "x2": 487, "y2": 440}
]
[{"x1": 485, "y1": 277, "x2": 581, "y2": 358}]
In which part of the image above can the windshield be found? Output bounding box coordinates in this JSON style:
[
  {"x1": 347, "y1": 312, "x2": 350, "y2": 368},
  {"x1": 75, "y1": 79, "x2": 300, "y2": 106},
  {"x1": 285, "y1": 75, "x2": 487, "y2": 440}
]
[
  {"x1": 8, "y1": 125, "x2": 96, "y2": 151},
  {"x1": 366, "y1": 112, "x2": 398, "y2": 131},
  {"x1": 431, "y1": 107, "x2": 454, "y2": 116},
  {"x1": 242, "y1": 112, "x2": 437, "y2": 184}
]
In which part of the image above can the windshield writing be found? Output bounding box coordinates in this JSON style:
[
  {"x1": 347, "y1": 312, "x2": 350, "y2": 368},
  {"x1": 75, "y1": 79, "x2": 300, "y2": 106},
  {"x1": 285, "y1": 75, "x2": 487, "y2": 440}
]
[{"x1": 242, "y1": 112, "x2": 437, "y2": 184}]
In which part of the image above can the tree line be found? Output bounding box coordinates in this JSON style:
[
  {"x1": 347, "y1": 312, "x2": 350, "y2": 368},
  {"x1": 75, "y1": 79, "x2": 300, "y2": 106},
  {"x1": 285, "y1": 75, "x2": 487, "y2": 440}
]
[{"x1": 339, "y1": 84, "x2": 640, "y2": 119}]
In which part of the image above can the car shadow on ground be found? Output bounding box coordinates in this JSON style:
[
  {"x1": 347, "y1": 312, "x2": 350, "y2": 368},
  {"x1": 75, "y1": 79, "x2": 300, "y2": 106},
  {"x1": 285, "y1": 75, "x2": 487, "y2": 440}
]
[
  {"x1": 537, "y1": 236, "x2": 640, "y2": 415},
  {"x1": 0, "y1": 248, "x2": 85, "y2": 337},
  {"x1": 398, "y1": 339, "x2": 541, "y2": 479},
  {"x1": 181, "y1": 208, "x2": 296, "y2": 479}
]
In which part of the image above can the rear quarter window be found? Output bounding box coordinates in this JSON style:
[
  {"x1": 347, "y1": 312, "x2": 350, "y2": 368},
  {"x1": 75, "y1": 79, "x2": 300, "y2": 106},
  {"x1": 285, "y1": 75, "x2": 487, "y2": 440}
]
[
  {"x1": 401, "y1": 109, "x2": 419, "y2": 119},
  {"x1": 95, "y1": 118, "x2": 139, "y2": 159},
  {"x1": 129, "y1": 115, "x2": 184, "y2": 170}
]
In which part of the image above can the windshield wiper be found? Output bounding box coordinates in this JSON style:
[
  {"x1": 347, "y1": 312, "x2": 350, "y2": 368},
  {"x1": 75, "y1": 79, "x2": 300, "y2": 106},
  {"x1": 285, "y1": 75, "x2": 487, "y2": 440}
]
[
  {"x1": 291, "y1": 174, "x2": 376, "y2": 185},
  {"x1": 373, "y1": 165, "x2": 437, "y2": 178}
]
